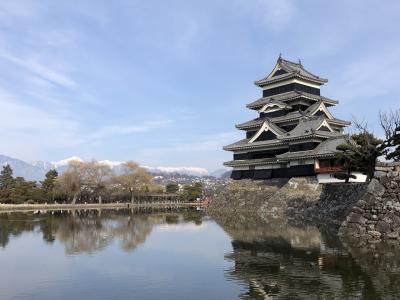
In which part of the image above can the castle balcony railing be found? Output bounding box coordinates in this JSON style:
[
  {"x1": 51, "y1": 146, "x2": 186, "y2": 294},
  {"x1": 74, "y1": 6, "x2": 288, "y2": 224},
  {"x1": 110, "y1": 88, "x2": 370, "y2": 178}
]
[{"x1": 315, "y1": 166, "x2": 343, "y2": 173}]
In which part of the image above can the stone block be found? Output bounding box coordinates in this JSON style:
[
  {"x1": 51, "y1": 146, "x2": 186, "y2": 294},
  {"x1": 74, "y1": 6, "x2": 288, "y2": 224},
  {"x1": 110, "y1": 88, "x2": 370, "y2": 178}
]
[
  {"x1": 386, "y1": 232, "x2": 399, "y2": 239},
  {"x1": 368, "y1": 179, "x2": 386, "y2": 197},
  {"x1": 356, "y1": 199, "x2": 368, "y2": 209},
  {"x1": 348, "y1": 212, "x2": 362, "y2": 223},
  {"x1": 367, "y1": 230, "x2": 382, "y2": 238},
  {"x1": 352, "y1": 206, "x2": 365, "y2": 214},
  {"x1": 383, "y1": 215, "x2": 394, "y2": 224},
  {"x1": 375, "y1": 166, "x2": 388, "y2": 172},
  {"x1": 376, "y1": 220, "x2": 391, "y2": 233}
]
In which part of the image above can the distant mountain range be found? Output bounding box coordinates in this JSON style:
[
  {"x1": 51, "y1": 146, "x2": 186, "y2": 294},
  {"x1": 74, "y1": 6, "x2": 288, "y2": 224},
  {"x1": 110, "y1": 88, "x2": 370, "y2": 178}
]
[{"x1": 0, "y1": 154, "x2": 229, "y2": 181}]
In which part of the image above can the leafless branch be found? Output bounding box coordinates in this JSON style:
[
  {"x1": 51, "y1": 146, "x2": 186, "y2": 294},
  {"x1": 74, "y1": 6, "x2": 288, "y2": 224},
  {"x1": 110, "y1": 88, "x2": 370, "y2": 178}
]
[
  {"x1": 351, "y1": 115, "x2": 369, "y2": 133},
  {"x1": 379, "y1": 109, "x2": 400, "y2": 145}
]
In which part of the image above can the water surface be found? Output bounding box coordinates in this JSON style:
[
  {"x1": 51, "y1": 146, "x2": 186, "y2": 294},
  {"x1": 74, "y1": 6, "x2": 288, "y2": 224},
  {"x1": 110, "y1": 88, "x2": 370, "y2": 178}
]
[{"x1": 0, "y1": 209, "x2": 399, "y2": 299}]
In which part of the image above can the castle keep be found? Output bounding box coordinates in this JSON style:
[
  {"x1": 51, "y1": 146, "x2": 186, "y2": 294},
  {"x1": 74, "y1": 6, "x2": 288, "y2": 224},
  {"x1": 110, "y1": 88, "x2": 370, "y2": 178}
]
[{"x1": 224, "y1": 56, "x2": 350, "y2": 180}]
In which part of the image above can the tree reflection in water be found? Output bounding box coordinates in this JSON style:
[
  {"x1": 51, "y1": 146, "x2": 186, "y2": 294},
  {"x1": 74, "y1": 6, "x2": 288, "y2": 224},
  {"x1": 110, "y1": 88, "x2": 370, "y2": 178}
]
[
  {"x1": 0, "y1": 208, "x2": 204, "y2": 255},
  {"x1": 212, "y1": 211, "x2": 385, "y2": 299},
  {"x1": 3, "y1": 209, "x2": 400, "y2": 298}
]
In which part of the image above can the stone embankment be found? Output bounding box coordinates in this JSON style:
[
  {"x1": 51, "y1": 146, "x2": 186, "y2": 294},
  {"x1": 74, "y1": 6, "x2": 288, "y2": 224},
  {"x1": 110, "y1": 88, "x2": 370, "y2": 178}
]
[
  {"x1": 209, "y1": 177, "x2": 367, "y2": 224},
  {"x1": 208, "y1": 163, "x2": 400, "y2": 242},
  {"x1": 339, "y1": 163, "x2": 400, "y2": 242}
]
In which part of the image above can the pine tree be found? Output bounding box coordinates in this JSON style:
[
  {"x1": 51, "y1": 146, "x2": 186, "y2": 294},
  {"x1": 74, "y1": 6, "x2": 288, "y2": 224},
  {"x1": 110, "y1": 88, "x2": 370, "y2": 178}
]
[
  {"x1": 335, "y1": 143, "x2": 358, "y2": 183},
  {"x1": 336, "y1": 132, "x2": 384, "y2": 182},
  {"x1": 41, "y1": 169, "x2": 58, "y2": 193},
  {"x1": 166, "y1": 183, "x2": 179, "y2": 193},
  {"x1": 0, "y1": 165, "x2": 14, "y2": 189},
  {"x1": 386, "y1": 126, "x2": 400, "y2": 161},
  {"x1": 352, "y1": 132, "x2": 383, "y2": 180}
]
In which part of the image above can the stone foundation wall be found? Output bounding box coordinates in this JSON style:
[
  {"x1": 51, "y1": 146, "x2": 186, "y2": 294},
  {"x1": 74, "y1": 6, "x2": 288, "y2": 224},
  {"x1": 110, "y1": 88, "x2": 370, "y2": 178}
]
[
  {"x1": 339, "y1": 169, "x2": 400, "y2": 242},
  {"x1": 209, "y1": 168, "x2": 399, "y2": 242},
  {"x1": 208, "y1": 179, "x2": 286, "y2": 218},
  {"x1": 209, "y1": 177, "x2": 367, "y2": 225},
  {"x1": 258, "y1": 177, "x2": 322, "y2": 219},
  {"x1": 288, "y1": 183, "x2": 368, "y2": 223}
]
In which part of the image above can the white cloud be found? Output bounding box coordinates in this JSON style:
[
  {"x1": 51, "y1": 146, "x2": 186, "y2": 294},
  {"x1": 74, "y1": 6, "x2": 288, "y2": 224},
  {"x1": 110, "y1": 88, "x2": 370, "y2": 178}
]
[
  {"x1": 332, "y1": 45, "x2": 400, "y2": 101},
  {"x1": 89, "y1": 119, "x2": 173, "y2": 140},
  {"x1": 139, "y1": 132, "x2": 241, "y2": 155},
  {"x1": 0, "y1": 50, "x2": 78, "y2": 89},
  {"x1": 0, "y1": 86, "x2": 175, "y2": 160},
  {"x1": 172, "y1": 132, "x2": 242, "y2": 152},
  {"x1": 0, "y1": 88, "x2": 78, "y2": 132}
]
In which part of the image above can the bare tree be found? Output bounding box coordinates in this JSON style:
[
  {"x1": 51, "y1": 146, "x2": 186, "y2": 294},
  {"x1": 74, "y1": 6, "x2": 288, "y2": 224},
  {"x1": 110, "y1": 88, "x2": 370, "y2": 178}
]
[
  {"x1": 380, "y1": 109, "x2": 400, "y2": 148},
  {"x1": 113, "y1": 161, "x2": 153, "y2": 204},
  {"x1": 83, "y1": 161, "x2": 113, "y2": 204},
  {"x1": 57, "y1": 161, "x2": 85, "y2": 204}
]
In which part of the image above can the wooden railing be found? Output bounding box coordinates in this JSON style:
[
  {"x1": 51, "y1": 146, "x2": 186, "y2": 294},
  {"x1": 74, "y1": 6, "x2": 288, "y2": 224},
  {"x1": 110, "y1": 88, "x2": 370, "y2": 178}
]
[{"x1": 315, "y1": 166, "x2": 343, "y2": 173}]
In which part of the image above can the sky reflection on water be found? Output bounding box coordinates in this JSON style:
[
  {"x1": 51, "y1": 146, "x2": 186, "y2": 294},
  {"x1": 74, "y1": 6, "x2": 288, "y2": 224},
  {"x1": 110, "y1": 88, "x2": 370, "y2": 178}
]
[{"x1": 1, "y1": 209, "x2": 400, "y2": 299}]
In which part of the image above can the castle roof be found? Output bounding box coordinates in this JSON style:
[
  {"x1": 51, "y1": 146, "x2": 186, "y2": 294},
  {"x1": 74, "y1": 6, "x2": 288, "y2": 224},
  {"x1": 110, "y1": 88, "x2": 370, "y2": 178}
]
[
  {"x1": 235, "y1": 113, "x2": 350, "y2": 130},
  {"x1": 246, "y1": 91, "x2": 338, "y2": 110},
  {"x1": 223, "y1": 157, "x2": 285, "y2": 167},
  {"x1": 259, "y1": 99, "x2": 292, "y2": 113},
  {"x1": 279, "y1": 116, "x2": 339, "y2": 140},
  {"x1": 254, "y1": 56, "x2": 328, "y2": 87},
  {"x1": 224, "y1": 136, "x2": 350, "y2": 167},
  {"x1": 223, "y1": 138, "x2": 285, "y2": 151},
  {"x1": 226, "y1": 116, "x2": 344, "y2": 151},
  {"x1": 276, "y1": 136, "x2": 350, "y2": 160}
]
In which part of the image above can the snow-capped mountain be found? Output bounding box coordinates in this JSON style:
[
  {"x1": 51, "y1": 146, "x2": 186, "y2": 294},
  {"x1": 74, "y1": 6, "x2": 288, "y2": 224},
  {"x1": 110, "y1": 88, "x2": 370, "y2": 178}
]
[
  {"x1": 0, "y1": 154, "x2": 216, "y2": 181},
  {"x1": 142, "y1": 166, "x2": 209, "y2": 176},
  {"x1": 30, "y1": 160, "x2": 55, "y2": 171},
  {"x1": 51, "y1": 156, "x2": 83, "y2": 168},
  {"x1": 0, "y1": 155, "x2": 48, "y2": 181}
]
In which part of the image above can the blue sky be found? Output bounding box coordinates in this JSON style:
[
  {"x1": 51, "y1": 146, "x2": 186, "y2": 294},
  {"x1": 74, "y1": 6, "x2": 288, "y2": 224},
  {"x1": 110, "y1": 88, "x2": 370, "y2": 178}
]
[{"x1": 0, "y1": 0, "x2": 399, "y2": 171}]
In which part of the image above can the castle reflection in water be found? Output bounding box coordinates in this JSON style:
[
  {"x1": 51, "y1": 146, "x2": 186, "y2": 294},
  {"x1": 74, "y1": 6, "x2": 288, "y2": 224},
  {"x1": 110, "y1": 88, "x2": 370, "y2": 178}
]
[{"x1": 1, "y1": 209, "x2": 400, "y2": 299}]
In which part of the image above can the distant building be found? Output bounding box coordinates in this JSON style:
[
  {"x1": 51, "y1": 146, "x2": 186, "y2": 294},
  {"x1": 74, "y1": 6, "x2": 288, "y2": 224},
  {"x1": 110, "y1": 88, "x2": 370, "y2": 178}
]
[{"x1": 223, "y1": 56, "x2": 356, "y2": 181}]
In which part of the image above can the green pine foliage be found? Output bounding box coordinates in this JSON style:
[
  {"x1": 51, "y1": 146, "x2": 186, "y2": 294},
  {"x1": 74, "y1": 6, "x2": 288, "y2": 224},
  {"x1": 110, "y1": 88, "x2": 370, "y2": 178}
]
[
  {"x1": 41, "y1": 169, "x2": 58, "y2": 193},
  {"x1": 0, "y1": 166, "x2": 59, "y2": 204},
  {"x1": 386, "y1": 126, "x2": 400, "y2": 161},
  {"x1": 335, "y1": 142, "x2": 359, "y2": 183},
  {"x1": 180, "y1": 182, "x2": 203, "y2": 202},
  {"x1": 0, "y1": 165, "x2": 14, "y2": 189},
  {"x1": 336, "y1": 132, "x2": 384, "y2": 182},
  {"x1": 165, "y1": 183, "x2": 179, "y2": 193},
  {"x1": 352, "y1": 132, "x2": 384, "y2": 180}
]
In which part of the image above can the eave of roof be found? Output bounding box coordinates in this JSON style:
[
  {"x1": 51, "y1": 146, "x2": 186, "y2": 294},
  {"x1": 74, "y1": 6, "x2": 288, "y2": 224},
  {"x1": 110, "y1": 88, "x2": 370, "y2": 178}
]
[
  {"x1": 255, "y1": 72, "x2": 328, "y2": 87},
  {"x1": 223, "y1": 138, "x2": 286, "y2": 151},
  {"x1": 223, "y1": 131, "x2": 340, "y2": 151},
  {"x1": 223, "y1": 157, "x2": 288, "y2": 167},
  {"x1": 235, "y1": 114, "x2": 350, "y2": 130},
  {"x1": 276, "y1": 136, "x2": 349, "y2": 160},
  {"x1": 246, "y1": 91, "x2": 338, "y2": 110},
  {"x1": 328, "y1": 119, "x2": 351, "y2": 126}
]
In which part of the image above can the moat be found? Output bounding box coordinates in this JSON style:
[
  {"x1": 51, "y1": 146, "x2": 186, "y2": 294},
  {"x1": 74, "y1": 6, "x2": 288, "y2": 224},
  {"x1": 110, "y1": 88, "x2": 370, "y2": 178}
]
[{"x1": 1, "y1": 208, "x2": 400, "y2": 299}]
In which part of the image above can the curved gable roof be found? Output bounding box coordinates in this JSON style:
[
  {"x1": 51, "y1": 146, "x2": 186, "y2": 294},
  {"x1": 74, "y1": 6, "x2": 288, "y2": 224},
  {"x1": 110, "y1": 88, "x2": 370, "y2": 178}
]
[
  {"x1": 255, "y1": 56, "x2": 328, "y2": 87},
  {"x1": 249, "y1": 119, "x2": 286, "y2": 143}
]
